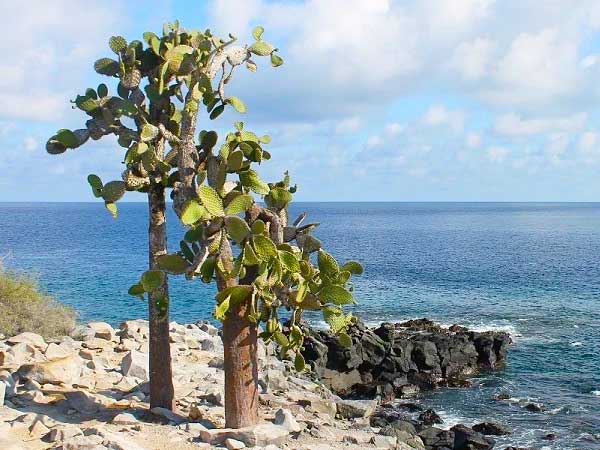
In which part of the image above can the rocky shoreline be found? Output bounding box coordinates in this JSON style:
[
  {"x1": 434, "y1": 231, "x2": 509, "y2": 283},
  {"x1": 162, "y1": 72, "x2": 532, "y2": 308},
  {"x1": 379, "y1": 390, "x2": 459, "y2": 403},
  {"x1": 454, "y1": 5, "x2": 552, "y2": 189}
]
[
  {"x1": 303, "y1": 318, "x2": 511, "y2": 399},
  {"x1": 0, "y1": 318, "x2": 524, "y2": 450}
]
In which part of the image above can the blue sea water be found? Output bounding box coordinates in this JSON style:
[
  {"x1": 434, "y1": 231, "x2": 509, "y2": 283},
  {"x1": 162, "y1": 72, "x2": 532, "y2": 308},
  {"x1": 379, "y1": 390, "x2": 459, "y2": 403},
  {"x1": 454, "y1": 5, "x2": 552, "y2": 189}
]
[{"x1": 1, "y1": 202, "x2": 599, "y2": 449}]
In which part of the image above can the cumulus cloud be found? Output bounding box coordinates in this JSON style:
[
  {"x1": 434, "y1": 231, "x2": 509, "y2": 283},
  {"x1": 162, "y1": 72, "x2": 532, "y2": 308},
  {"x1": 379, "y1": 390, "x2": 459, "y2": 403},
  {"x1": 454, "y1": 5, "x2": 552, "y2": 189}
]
[
  {"x1": 494, "y1": 112, "x2": 587, "y2": 136},
  {"x1": 423, "y1": 105, "x2": 465, "y2": 132},
  {"x1": 0, "y1": 0, "x2": 123, "y2": 121}
]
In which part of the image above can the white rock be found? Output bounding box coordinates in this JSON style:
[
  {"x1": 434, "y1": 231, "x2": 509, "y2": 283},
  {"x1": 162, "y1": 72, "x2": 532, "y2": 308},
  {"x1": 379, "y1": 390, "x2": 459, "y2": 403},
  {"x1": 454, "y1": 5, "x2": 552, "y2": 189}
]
[
  {"x1": 121, "y1": 350, "x2": 149, "y2": 381},
  {"x1": 64, "y1": 391, "x2": 100, "y2": 415},
  {"x1": 371, "y1": 435, "x2": 398, "y2": 449},
  {"x1": 225, "y1": 438, "x2": 246, "y2": 449},
  {"x1": 120, "y1": 320, "x2": 149, "y2": 342},
  {"x1": 8, "y1": 342, "x2": 43, "y2": 363},
  {"x1": 7, "y1": 332, "x2": 47, "y2": 350},
  {"x1": 0, "y1": 382, "x2": 5, "y2": 405},
  {"x1": 88, "y1": 322, "x2": 116, "y2": 341},
  {"x1": 199, "y1": 423, "x2": 290, "y2": 447},
  {"x1": 16, "y1": 353, "x2": 82, "y2": 385},
  {"x1": 0, "y1": 371, "x2": 16, "y2": 399},
  {"x1": 274, "y1": 408, "x2": 301, "y2": 433},
  {"x1": 336, "y1": 399, "x2": 378, "y2": 419},
  {"x1": 45, "y1": 342, "x2": 75, "y2": 360},
  {"x1": 112, "y1": 412, "x2": 139, "y2": 425}
]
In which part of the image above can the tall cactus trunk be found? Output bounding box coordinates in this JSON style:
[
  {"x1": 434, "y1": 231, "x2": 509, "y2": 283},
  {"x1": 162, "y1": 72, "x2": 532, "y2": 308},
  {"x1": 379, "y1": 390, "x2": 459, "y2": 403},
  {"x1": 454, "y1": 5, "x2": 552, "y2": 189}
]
[
  {"x1": 148, "y1": 184, "x2": 175, "y2": 410},
  {"x1": 217, "y1": 240, "x2": 259, "y2": 429},
  {"x1": 223, "y1": 305, "x2": 259, "y2": 428}
]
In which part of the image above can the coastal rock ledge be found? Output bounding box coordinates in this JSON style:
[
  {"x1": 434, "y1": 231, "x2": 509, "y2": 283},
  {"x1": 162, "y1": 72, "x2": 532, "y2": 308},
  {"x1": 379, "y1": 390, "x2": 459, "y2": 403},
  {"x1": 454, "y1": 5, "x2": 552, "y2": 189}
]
[
  {"x1": 303, "y1": 318, "x2": 511, "y2": 399},
  {"x1": 0, "y1": 318, "x2": 514, "y2": 450}
]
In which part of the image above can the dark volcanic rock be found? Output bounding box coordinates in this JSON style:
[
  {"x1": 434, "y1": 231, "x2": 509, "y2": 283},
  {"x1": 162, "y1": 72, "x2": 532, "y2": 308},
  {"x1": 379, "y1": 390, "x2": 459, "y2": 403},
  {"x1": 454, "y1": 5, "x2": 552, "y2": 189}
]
[
  {"x1": 419, "y1": 409, "x2": 443, "y2": 425},
  {"x1": 524, "y1": 402, "x2": 544, "y2": 412},
  {"x1": 303, "y1": 317, "x2": 511, "y2": 397},
  {"x1": 472, "y1": 421, "x2": 511, "y2": 436},
  {"x1": 418, "y1": 427, "x2": 455, "y2": 449},
  {"x1": 451, "y1": 424, "x2": 495, "y2": 450}
]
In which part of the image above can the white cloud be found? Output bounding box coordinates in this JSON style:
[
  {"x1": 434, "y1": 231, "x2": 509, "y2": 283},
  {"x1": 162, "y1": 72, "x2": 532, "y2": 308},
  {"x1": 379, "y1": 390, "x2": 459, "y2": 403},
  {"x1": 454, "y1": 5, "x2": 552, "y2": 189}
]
[
  {"x1": 487, "y1": 146, "x2": 509, "y2": 163},
  {"x1": 466, "y1": 132, "x2": 482, "y2": 148},
  {"x1": 494, "y1": 112, "x2": 587, "y2": 136},
  {"x1": 0, "y1": 0, "x2": 123, "y2": 121},
  {"x1": 384, "y1": 122, "x2": 405, "y2": 136},
  {"x1": 23, "y1": 136, "x2": 38, "y2": 152},
  {"x1": 423, "y1": 105, "x2": 465, "y2": 132},
  {"x1": 366, "y1": 135, "x2": 384, "y2": 148},
  {"x1": 578, "y1": 131, "x2": 600, "y2": 164},
  {"x1": 335, "y1": 116, "x2": 362, "y2": 134},
  {"x1": 450, "y1": 37, "x2": 495, "y2": 81}
]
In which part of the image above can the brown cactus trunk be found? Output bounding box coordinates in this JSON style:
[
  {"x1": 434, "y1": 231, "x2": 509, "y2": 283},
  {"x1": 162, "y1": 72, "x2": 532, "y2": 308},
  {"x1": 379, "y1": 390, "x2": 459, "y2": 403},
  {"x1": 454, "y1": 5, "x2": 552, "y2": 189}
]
[
  {"x1": 147, "y1": 184, "x2": 175, "y2": 410},
  {"x1": 218, "y1": 241, "x2": 259, "y2": 429},
  {"x1": 223, "y1": 305, "x2": 259, "y2": 428}
]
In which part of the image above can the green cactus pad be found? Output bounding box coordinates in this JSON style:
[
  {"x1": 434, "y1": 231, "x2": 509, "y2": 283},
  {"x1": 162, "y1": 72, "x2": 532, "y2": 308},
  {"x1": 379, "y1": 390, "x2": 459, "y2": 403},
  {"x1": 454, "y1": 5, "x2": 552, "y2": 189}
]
[
  {"x1": 94, "y1": 58, "x2": 120, "y2": 76},
  {"x1": 109, "y1": 35, "x2": 128, "y2": 54},
  {"x1": 141, "y1": 270, "x2": 165, "y2": 292},
  {"x1": 101, "y1": 181, "x2": 126, "y2": 203},
  {"x1": 224, "y1": 216, "x2": 251, "y2": 244},
  {"x1": 226, "y1": 96, "x2": 246, "y2": 113},
  {"x1": 249, "y1": 41, "x2": 274, "y2": 56},
  {"x1": 157, "y1": 254, "x2": 190, "y2": 274}
]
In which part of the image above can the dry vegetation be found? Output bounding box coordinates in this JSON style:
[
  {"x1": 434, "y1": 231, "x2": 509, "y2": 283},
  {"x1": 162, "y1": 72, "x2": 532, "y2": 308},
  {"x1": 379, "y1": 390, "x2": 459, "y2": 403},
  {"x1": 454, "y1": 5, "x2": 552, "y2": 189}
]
[{"x1": 0, "y1": 264, "x2": 76, "y2": 338}]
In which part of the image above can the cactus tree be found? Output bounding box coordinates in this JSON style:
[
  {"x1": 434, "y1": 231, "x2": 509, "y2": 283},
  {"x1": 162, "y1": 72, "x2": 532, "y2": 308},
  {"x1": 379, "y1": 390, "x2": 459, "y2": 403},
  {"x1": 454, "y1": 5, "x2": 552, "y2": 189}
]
[{"x1": 46, "y1": 21, "x2": 362, "y2": 428}]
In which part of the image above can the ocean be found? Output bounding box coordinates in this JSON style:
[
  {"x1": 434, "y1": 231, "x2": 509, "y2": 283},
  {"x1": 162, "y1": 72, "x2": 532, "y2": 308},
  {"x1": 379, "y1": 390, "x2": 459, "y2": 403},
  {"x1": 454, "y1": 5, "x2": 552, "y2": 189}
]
[{"x1": 1, "y1": 202, "x2": 599, "y2": 449}]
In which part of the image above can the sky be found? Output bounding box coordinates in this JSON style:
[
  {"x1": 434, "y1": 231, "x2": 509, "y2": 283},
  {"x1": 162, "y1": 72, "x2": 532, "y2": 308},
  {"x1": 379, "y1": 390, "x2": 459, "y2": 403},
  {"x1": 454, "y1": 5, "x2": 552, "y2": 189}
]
[{"x1": 2, "y1": 0, "x2": 600, "y2": 202}]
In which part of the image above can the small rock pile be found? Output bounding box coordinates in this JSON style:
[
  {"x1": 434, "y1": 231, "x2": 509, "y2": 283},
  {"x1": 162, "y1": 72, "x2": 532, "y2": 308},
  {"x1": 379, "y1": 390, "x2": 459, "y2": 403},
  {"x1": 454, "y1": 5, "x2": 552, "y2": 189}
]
[{"x1": 0, "y1": 319, "x2": 516, "y2": 450}]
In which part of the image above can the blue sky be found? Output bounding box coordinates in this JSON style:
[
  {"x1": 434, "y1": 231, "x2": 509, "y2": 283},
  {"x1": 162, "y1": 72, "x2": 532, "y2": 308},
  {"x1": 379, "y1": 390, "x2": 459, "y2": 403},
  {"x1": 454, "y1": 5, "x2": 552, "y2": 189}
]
[{"x1": 2, "y1": 0, "x2": 600, "y2": 201}]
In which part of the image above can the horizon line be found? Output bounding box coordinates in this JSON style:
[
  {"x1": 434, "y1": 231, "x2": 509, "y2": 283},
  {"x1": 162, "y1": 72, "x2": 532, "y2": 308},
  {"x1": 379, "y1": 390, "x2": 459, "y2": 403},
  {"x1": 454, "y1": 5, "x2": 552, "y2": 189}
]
[{"x1": 2, "y1": 200, "x2": 600, "y2": 204}]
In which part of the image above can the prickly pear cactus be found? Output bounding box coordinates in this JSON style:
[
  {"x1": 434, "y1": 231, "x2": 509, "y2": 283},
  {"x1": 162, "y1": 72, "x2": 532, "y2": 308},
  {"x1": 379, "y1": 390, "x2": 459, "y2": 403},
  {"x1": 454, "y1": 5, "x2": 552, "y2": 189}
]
[{"x1": 46, "y1": 21, "x2": 359, "y2": 371}]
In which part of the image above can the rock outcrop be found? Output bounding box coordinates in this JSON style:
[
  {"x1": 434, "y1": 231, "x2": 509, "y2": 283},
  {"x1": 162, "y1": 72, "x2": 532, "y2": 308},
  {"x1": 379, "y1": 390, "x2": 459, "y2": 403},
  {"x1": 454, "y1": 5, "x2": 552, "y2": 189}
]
[
  {"x1": 303, "y1": 318, "x2": 511, "y2": 398},
  {"x1": 0, "y1": 318, "x2": 514, "y2": 450}
]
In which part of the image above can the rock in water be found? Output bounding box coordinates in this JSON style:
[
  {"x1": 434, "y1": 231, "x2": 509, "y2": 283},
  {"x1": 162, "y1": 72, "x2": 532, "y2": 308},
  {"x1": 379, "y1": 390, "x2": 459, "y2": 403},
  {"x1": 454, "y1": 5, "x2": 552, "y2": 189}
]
[
  {"x1": 472, "y1": 421, "x2": 511, "y2": 436},
  {"x1": 302, "y1": 318, "x2": 511, "y2": 397}
]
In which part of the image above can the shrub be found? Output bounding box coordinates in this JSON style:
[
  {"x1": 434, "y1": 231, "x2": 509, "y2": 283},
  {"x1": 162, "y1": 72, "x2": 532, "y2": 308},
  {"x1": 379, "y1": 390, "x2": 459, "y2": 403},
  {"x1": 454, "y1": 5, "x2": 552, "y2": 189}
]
[{"x1": 0, "y1": 265, "x2": 76, "y2": 338}]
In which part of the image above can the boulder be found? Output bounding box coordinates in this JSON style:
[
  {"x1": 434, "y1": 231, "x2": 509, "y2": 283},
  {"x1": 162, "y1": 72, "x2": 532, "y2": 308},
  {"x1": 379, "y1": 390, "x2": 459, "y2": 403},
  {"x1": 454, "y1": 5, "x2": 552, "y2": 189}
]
[
  {"x1": 16, "y1": 353, "x2": 82, "y2": 385},
  {"x1": 111, "y1": 412, "x2": 139, "y2": 425},
  {"x1": 7, "y1": 332, "x2": 47, "y2": 350},
  {"x1": 45, "y1": 342, "x2": 75, "y2": 360},
  {"x1": 88, "y1": 322, "x2": 116, "y2": 341},
  {"x1": 472, "y1": 421, "x2": 511, "y2": 436},
  {"x1": 451, "y1": 424, "x2": 494, "y2": 450},
  {"x1": 274, "y1": 408, "x2": 301, "y2": 432},
  {"x1": 120, "y1": 350, "x2": 149, "y2": 381},
  {"x1": 418, "y1": 409, "x2": 443, "y2": 425},
  {"x1": 199, "y1": 423, "x2": 290, "y2": 446},
  {"x1": 225, "y1": 438, "x2": 246, "y2": 449},
  {"x1": 336, "y1": 399, "x2": 377, "y2": 419},
  {"x1": 418, "y1": 427, "x2": 455, "y2": 449},
  {"x1": 120, "y1": 320, "x2": 149, "y2": 342},
  {"x1": 64, "y1": 391, "x2": 100, "y2": 415}
]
